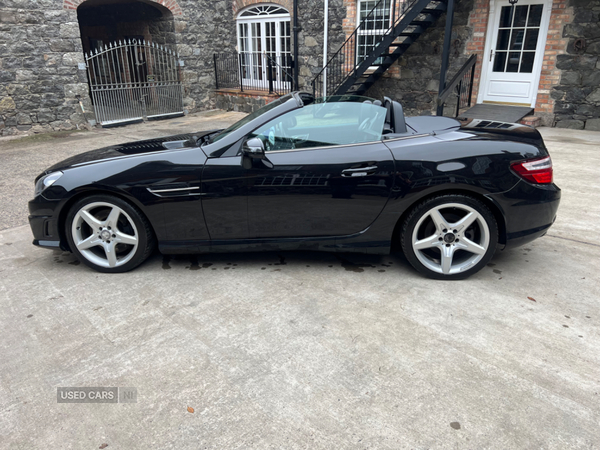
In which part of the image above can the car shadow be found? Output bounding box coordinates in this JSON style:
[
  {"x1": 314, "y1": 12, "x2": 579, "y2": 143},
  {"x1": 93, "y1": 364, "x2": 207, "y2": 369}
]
[{"x1": 150, "y1": 250, "x2": 410, "y2": 275}]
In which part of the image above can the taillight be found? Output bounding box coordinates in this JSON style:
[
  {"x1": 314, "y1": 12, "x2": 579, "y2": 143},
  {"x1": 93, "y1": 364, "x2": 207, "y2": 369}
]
[{"x1": 510, "y1": 156, "x2": 553, "y2": 184}]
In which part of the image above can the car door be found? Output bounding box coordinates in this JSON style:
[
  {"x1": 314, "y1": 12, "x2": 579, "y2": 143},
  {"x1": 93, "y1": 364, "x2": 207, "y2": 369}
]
[{"x1": 245, "y1": 100, "x2": 395, "y2": 238}]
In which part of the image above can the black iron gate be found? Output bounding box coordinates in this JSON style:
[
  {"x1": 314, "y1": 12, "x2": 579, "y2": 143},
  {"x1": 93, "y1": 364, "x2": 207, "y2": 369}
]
[{"x1": 85, "y1": 39, "x2": 184, "y2": 126}]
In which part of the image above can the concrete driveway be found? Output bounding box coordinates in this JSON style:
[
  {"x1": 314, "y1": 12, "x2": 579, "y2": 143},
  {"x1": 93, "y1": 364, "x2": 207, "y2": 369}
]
[{"x1": 0, "y1": 115, "x2": 599, "y2": 449}]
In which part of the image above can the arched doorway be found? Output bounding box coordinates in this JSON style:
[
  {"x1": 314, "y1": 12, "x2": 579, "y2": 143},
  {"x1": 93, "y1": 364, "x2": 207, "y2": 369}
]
[{"x1": 76, "y1": 0, "x2": 183, "y2": 125}]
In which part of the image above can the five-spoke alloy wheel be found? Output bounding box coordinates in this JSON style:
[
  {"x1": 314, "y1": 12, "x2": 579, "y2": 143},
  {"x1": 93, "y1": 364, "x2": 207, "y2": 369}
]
[
  {"x1": 66, "y1": 195, "x2": 154, "y2": 273},
  {"x1": 401, "y1": 195, "x2": 498, "y2": 280}
]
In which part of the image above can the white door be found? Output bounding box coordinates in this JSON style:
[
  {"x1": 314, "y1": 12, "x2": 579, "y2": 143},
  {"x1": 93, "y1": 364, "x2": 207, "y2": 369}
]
[{"x1": 479, "y1": 0, "x2": 551, "y2": 106}]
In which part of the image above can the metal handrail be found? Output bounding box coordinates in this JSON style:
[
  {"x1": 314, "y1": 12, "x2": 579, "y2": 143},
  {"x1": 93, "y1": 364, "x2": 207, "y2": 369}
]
[
  {"x1": 437, "y1": 54, "x2": 477, "y2": 117},
  {"x1": 214, "y1": 52, "x2": 294, "y2": 96},
  {"x1": 311, "y1": 0, "x2": 420, "y2": 98}
]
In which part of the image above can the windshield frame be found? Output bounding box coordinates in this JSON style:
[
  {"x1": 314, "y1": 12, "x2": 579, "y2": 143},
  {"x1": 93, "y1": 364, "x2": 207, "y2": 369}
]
[{"x1": 209, "y1": 94, "x2": 294, "y2": 145}]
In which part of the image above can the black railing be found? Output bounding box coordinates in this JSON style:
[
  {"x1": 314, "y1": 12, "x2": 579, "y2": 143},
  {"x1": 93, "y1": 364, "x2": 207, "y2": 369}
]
[
  {"x1": 311, "y1": 0, "x2": 420, "y2": 98},
  {"x1": 437, "y1": 54, "x2": 477, "y2": 117},
  {"x1": 214, "y1": 52, "x2": 294, "y2": 95}
]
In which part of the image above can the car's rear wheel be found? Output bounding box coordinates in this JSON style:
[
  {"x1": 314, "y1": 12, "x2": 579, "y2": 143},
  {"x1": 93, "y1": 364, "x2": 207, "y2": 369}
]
[
  {"x1": 65, "y1": 195, "x2": 155, "y2": 273},
  {"x1": 401, "y1": 195, "x2": 498, "y2": 280}
]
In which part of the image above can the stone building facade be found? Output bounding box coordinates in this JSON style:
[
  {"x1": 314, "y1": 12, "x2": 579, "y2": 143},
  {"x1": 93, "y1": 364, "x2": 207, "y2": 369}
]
[{"x1": 1, "y1": 0, "x2": 599, "y2": 136}]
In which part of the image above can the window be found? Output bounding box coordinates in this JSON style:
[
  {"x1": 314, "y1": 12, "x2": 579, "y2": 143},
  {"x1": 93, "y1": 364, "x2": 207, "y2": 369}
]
[
  {"x1": 493, "y1": 4, "x2": 544, "y2": 74},
  {"x1": 250, "y1": 100, "x2": 387, "y2": 151},
  {"x1": 237, "y1": 5, "x2": 292, "y2": 89},
  {"x1": 357, "y1": 0, "x2": 392, "y2": 65}
]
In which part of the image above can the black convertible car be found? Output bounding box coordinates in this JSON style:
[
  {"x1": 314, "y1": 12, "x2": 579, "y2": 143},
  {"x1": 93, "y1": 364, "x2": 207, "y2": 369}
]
[{"x1": 29, "y1": 92, "x2": 560, "y2": 279}]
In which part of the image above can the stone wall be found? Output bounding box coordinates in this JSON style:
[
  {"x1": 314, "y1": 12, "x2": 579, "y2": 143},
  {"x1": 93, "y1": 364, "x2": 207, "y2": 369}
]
[
  {"x1": 214, "y1": 90, "x2": 279, "y2": 112},
  {"x1": 296, "y1": 0, "x2": 348, "y2": 91},
  {"x1": 0, "y1": 5, "x2": 90, "y2": 136},
  {"x1": 0, "y1": 0, "x2": 236, "y2": 136},
  {"x1": 552, "y1": 0, "x2": 600, "y2": 130}
]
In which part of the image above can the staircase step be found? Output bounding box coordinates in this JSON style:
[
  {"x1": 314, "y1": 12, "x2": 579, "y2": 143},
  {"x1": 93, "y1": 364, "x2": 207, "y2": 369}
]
[
  {"x1": 411, "y1": 13, "x2": 438, "y2": 25},
  {"x1": 423, "y1": 2, "x2": 448, "y2": 13},
  {"x1": 399, "y1": 26, "x2": 425, "y2": 36}
]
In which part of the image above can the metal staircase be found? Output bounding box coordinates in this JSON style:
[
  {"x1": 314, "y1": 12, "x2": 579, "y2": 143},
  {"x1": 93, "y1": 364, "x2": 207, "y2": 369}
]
[{"x1": 312, "y1": 0, "x2": 449, "y2": 98}]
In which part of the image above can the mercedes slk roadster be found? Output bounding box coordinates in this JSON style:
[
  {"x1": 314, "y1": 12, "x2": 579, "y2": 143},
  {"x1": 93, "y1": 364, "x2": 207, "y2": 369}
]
[{"x1": 29, "y1": 92, "x2": 560, "y2": 279}]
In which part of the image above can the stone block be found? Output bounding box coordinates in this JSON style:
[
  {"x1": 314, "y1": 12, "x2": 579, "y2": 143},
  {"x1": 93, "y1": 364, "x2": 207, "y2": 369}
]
[
  {"x1": 0, "y1": 70, "x2": 16, "y2": 83},
  {"x1": 59, "y1": 23, "x2": 80, "y2": 39},
  {"x1": 44, "y1": 10, "x2": 67, "y2": 23},
  {"x1": 560, "y1": 71, "x2": 581, "y2": 85},
  {"x1": 0, "y1": 11, "x2": 18, "y2": 23},
  {"x1": 554, "y1": 102, "x2": 575, "y2": 114},
  {"x1": 12, "y1": 41, "x2": 35, "y2": 54},
  {"x1": 17, "y1": 113, "x2": 32, "y2": 125},
  {"x1": 30, "y1": 124, "x2": 53, "y2": 134},
  {"x1": 4, "y1": 115, "x2": 17, "y2": 126},
  {"x1": 23, "y1": 56, "x2": 46, "y2": 70},
  {"x1": 555, "y1": 119, "x2": 585, "y2": 130},
  {"x1": 0, "y1": 96, "x2": 16, "y2": 113},
  {"x1": 62, "y1": 53, "x2": 84, "y2": 66},
  {"x1": 586, "y1": 88, "x2": 600, "y2": 103},
  {"x1": 585, "y1": 118, "x2": 600, "y2": 131},
  {"x1": 177, "y1": 44, "x2": 193, "y2": 57},
  {"x1": 63, "y1": 83, "x2": 89, "y2": 98},
  {"x1": 576, "y1": 104, "x2": 600, "y2": 116},
  {"x1": 15, "y1": 70, "x2": 36, "y2": 82},
  {"x1": 304, "y1": 36, "x2": 318, "y2": 47},
  {"x1": 49, "y1": 39, "x2": 76, "y2": 53},
  {"x1": 582, "y1": 71, "x2": 600, "y2": 86},
  {"x1": 556, "y1": 54, "x2": 598, "y2": 71},
  {"x1": 36, "y1": 109, "x2": 56, "y2": 123},
  {"x1": 6, "y1": 84, "x2": 30, "y2": 96},
  {"x1": 1, "y1": 57, "x2": 22, "y2": 70},
  {"x1": 566, "y1": 87, "x2": 592, "y2": 102}
]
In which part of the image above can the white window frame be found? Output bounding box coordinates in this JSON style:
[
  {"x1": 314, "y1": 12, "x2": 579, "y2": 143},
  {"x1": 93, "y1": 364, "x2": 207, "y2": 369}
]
[
  {"x1": 236, "y1": 4, "x2": 292, "y2": 90},
  {"x1": 356, "y1": 0, "x2": 393, "y2": 67}
]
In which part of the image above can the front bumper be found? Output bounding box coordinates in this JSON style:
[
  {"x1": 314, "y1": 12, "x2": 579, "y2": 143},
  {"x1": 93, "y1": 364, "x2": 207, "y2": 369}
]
[
  {"x1": 489, "y1": 180, "x2": 561, "y2": 249},
  {"x1": 28, "y1": 196, "x2": 66, "y2": 250}
]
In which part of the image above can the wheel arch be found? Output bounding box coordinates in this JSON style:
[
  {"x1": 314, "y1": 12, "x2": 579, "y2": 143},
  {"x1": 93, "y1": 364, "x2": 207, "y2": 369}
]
[
  {"x1": 390, "y1": 188, "x2": 508, "y2": 252},
  {"x1": 57, "y1": 188, "x2": 158, "y2": 252}
]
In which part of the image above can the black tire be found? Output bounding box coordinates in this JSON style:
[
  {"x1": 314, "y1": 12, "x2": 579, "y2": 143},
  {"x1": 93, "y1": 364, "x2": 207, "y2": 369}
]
[
  {"x1": 401, "y1": 194, "x2": 498, "y2": 280},
  {"x1": 65, "y1": 194, "x2": 155, "y2": 273}
]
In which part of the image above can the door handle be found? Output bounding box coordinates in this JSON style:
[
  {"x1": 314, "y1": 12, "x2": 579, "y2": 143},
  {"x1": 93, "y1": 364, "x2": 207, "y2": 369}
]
[{"x1": 341, "y1": 166, "x2": 378, "y2": 177}]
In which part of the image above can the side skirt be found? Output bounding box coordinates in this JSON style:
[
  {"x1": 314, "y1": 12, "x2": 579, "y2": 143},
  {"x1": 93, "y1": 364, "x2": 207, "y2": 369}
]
[{"x1": 158, "y1": 234, "x2": 391, "y2": 255}]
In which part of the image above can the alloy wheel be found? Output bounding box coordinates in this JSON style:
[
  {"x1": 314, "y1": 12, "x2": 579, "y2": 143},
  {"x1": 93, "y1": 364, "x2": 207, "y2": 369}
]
[
  {"x1": 71, "y1": 202, "x2": 139, "y2": 269},
  {"x1": 411, "y1": 202, "x2": 490, "y2": 276}
]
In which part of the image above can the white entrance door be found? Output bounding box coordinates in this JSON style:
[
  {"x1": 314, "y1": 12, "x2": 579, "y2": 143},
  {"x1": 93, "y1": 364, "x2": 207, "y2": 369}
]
[{"x1": 479, "y1": 0, "x2": 551, "y2": 106}]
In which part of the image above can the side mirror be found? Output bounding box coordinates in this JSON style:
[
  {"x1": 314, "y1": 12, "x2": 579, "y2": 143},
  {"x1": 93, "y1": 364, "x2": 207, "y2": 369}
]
[{"x1": 243, "y1": 137, "x2": 265, "y2": 159}]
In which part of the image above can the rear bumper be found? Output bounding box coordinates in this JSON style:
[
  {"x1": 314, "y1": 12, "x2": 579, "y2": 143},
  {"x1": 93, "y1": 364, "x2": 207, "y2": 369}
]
[{"x1": 489, "y1": 180, "x2": 561, "y2": 249}]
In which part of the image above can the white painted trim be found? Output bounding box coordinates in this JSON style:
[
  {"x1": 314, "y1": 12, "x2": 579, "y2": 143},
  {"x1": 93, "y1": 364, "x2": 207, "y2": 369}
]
[{"x1": 477, "y1": 0, "x2": 553, "y2": 108}]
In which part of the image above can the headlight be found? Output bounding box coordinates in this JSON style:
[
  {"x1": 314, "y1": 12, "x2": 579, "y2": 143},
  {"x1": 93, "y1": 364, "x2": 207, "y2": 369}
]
[{"x1": 34, "y1": 171, "x2": 63, "y2": 197}]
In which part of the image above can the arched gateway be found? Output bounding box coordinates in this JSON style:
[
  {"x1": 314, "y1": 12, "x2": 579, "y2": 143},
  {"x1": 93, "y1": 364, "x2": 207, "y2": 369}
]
[{"x1": 73, "y1": 0, "x2": 184, "y2": 125}]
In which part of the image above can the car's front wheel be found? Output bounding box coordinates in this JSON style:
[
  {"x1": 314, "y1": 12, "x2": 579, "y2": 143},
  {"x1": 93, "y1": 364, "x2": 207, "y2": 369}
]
[
  {"x1": 65, "y1": 195, "x2": 155, "y2": 273},
  {"x1": 401, "y1": 195, "x2": 498, "y2": 280}
]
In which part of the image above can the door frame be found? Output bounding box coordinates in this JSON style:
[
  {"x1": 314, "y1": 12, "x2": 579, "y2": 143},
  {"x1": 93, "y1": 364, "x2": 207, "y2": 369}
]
[
  {"x1": 236, "y1": 6, "x2": 291, "y2": 90},
  {"x1": 477, "y1": 0, "x2": 553, "y2": 107}
]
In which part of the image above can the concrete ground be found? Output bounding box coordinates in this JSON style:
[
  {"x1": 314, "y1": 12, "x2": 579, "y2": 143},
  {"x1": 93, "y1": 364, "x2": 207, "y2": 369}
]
[{"x1": 0, "y1": 114, "x2": 599, "y2": 449}]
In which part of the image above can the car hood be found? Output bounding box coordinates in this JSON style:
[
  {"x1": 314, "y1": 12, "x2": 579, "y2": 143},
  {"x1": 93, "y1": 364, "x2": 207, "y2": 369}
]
[{"x1": 42, "y1": 130, "x2": 217, "y2": 175}]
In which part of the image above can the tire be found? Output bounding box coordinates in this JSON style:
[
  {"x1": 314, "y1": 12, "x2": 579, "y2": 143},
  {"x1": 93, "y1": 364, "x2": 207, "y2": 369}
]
[
  {"x1": 401, "y1": 195, "x2": 498, "y2": 280},
  {"x1": 65, "y1": 194, "x2": 155, "y2": 273}
]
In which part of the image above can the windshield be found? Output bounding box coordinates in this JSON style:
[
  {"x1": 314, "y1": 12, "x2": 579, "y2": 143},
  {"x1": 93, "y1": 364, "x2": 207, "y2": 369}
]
[{"x1": 210, "y1": 94, "x2": 293, "y2": 143}]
